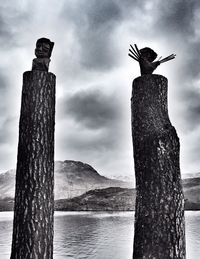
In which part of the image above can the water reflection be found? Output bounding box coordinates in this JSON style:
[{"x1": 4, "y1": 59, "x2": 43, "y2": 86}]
[
  {"x1": 0, "y1": 211, "x2": 199, "y2": 259},
  {"x1": 54, "y1": 212, "x2": 133, "y2": 259},
  {"x1": 186, "y1": 211, "x2": 200, "y2": 259}
]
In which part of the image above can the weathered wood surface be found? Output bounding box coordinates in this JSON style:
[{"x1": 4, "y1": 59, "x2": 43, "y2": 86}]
[
  {"x1": 10, "y1": 71, "x2": 56, "y2": 259},
  {"x1": 131, "y1": 74, "x2": 185, "y2": 259}
]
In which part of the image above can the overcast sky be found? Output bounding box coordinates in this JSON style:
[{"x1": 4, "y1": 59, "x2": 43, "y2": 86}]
[{"x1": 0, "y1": 0, "x2": 199, "y2": 179}]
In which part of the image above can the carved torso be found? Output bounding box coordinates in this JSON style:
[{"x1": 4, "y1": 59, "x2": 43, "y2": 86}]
[{"x1": 32, "y1": 58, "x2": 50, "y2": 72}]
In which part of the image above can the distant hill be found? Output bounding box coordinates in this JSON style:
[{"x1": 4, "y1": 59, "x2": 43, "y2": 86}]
[
  {"x1": 55, "y1": 187, "x2": 136, "y2": 211},
  {"x1": 0, "y1": 169, "x2": 15, "y2": 199},
  {"x1": 0, "y1": 161, "x2": 200, "y2": 211},
  {"x1": 1, "y1": 184, "x2": 200, "y2": 211},
  {"x1": 0, "y1": 160, "x2": 133, "y2": 200},
  {"x1": 54, "y1": 160, "x2": 133, "y2": 199},
  {"x1": 182, "y1": 177, "x2": 200, "y2": 210},
  {"x1": 54, "y1": 180, "x2": 200, "y2": 211},
  {"x1": 0, "y1": 197, "x2": 14, "y2": 211}
]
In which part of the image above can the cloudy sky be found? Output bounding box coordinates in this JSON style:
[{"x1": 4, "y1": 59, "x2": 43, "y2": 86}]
[{"x1": 0, "y1": 0, "x2": 199, "y2": 179}]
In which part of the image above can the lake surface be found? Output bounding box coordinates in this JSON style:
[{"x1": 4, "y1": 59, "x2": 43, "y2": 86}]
[{"x1": 0, "y1": 211, "x2": 199, "y2": 259}]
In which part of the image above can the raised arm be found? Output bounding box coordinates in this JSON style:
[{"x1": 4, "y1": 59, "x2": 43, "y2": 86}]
[
  {"x1": 128, "y1": 44, "x2": 141, "y2": 62},
  {"x1": 128, "y1": 44, "x2": 176, "y2": 75}
]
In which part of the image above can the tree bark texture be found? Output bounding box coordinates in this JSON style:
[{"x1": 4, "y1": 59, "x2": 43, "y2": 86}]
[
  {"x1": 10, "y1": 71, "x2": 56, "y2": 259},
  {"x1": 131, "y1": 75, "x2": 185, "y2": 259}
]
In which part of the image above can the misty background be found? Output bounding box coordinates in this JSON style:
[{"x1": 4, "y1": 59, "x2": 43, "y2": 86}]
[{"x1": 0, "y1": 0, "x2": 199, "y2": 180}]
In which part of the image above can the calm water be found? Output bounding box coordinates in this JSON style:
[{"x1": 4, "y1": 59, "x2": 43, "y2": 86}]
[{"x1": 0, "y1": 211, "x2": 199, "y2": 259}]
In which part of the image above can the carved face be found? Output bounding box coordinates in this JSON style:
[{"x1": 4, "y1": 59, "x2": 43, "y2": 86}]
[
  {"x1": 140, "y1": 47, "x2": 157, "y2": 62},
  {"x1": 35, "y1": 41, "x2": 51, "y2": 58}
]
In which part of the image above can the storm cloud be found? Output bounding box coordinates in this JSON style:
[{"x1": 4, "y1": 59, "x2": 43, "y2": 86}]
[
  {"x1": 64, "y1": 89, "x2": 121, "y2": 129},
  {"x1": 0, "y1": 0, "x2": 199, "y2": 177}
]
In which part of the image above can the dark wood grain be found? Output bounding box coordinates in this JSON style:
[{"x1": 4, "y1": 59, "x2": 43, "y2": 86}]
[
  {"x1": 131, "y1": 74, "x2": 185, "y2": 259},
  {"x1": 10, "y1": 70, "x2": 56, "y2": 259}
]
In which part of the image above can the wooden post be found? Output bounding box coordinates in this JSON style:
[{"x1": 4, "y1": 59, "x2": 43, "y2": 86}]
[
  {"x1": 131, "y1": 74, "x2": 185, "y2": 259},
  {"x1": 10, "y1": 70, "x2": 56, "y2": 259}
]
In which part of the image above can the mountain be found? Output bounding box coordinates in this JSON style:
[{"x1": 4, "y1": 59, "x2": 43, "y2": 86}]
[
  {"x1": 0, "y1": 160, "x2": 133, "y2": 200},
  {"x1": 109, "y1": 174, "x2": 135, "y2": 183},
  {"x1": 0, "y1": 161, "x2": 200, "y2": 211}
]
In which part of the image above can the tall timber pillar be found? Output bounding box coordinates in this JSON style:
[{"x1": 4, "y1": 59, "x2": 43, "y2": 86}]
[
  {"x1": 11, "y1": 38, "x2": 56, "y2": 259},
  {"x1": 131, "y1": 74, "x2": 185, "y2": 259}
]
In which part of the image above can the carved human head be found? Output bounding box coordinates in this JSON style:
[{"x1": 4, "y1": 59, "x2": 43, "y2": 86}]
[
  {"x1": 140, "y1": 47, "x2": 157, "y2": 62},
  {"x1": 35, "y1": 38, "x2": 54, "y2": 58}
]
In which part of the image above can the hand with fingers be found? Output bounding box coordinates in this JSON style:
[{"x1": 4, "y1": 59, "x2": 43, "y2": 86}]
[{"x1": 128, "y1": 44, "x2": 176, "y2": 75}]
